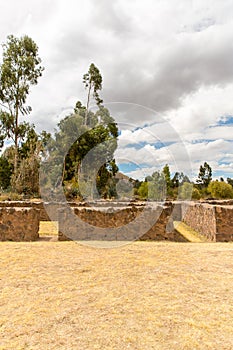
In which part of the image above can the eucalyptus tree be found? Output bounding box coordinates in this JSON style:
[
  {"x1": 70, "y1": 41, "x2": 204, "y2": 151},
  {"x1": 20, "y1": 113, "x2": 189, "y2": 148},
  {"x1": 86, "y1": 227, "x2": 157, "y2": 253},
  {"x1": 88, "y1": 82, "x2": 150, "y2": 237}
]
[
  {"x1": 42, "y1": 102, "x2": 119, "y2": 199},
  {"x1": 0, "y1": 34, "x2": 44, "y2": 172},
  {"x1": 83, "y1": 63, "x2": 103, "y2": 125},
  {"x1": 0, "y1": 155, "x2": 13, "y2": 190},
  {"x1": 196, "y1": 162, "x2": 212, "y2": 188},
  {"x1": 10, "y1": 126, "x2": 51, "y2": 195}
]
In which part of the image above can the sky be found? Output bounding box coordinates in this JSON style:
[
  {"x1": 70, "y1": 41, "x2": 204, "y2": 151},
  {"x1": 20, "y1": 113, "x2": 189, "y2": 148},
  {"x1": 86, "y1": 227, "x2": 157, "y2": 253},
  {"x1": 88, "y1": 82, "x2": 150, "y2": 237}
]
[{"x1": 1, "y1": 0, "x2": 233, "y2": 181}]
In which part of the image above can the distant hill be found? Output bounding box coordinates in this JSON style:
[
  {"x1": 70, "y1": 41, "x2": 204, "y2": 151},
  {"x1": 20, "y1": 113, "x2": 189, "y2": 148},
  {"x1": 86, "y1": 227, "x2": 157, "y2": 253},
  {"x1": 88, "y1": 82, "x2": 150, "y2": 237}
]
[
  {"x1": 114, "y1": 172, "x2": 136, "y2": 185},
  {"x1": 115, "y1": 172, "x2": 130, "y2": 180}
]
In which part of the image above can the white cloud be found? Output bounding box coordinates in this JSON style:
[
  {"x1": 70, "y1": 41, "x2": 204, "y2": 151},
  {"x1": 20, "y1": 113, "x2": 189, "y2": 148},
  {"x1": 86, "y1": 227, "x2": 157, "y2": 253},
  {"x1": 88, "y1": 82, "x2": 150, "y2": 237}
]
[{"x1": 0, "y1": 0, "x2": 233, "y2": 179}]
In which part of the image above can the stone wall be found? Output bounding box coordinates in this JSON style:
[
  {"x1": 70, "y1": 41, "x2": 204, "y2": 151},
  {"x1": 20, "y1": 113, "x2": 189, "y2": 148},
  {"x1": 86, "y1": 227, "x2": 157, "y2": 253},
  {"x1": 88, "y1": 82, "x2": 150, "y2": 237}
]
[
  {"x1": 0, "y1": 201, "x2": 88, "y2": 221},
  {"x1": 0, "y1": 208, "x2": 40, "y2": 241},
  {"x1": 215, "y1": 205, "x2": 233, "y2": 242},
  {"x1": 58, "y1": 204, "x2": 182, "y2": 241},
  {"x1": 182, "y1": 202, "x2": 233, "y2": 242},
  {"x1": 182, "y1": 202, "x2": 216, "y2": 241},
  {"x1": 0, "y1": 201, "x2": 50, "y2": 221},
  {"x1": 0, "y1": 200, "x2": 232, "y2": 242},
  {"x1": 202, "y1": 199, "x2": 233, "y2": 206}
]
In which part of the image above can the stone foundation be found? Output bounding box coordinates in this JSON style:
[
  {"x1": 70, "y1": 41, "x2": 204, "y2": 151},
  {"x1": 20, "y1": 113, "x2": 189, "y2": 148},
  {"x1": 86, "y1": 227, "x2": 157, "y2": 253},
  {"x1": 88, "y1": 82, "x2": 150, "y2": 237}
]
[
  {"x1": 0, "y1": 208, "x2": 40, "y2": 241},
  {"x1": 182, "y1": 202, "x2": 233, "y2": 242},
  {"x1": 58, "y1": 204, "x2": 181, "y2": 241},
  {"x1": 215, "y1": 205, "x2": 233, "y2": 242},
  {"x1": 0, "y1": 200, "x2": 232, "y2": 242},
  {"x1": 182, "y1": 202, "x2": 216, "y2": 241}
]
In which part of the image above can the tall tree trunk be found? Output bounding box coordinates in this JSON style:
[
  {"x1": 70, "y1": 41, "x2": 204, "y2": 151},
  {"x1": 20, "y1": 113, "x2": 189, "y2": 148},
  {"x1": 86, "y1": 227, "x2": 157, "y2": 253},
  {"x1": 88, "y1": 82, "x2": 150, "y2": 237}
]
[
  {"x1": 14, "y1": 134, "x2": 18, "y2": 172},
  {"x1": 62, "y1": 157, "x2": 66, "y2": 183},
  {"x1": 85, "y1": 84, "x2": 91, "y2": 126},
  {"x1": 13, "y1": 105, "x2": 19, "y2": 190}
]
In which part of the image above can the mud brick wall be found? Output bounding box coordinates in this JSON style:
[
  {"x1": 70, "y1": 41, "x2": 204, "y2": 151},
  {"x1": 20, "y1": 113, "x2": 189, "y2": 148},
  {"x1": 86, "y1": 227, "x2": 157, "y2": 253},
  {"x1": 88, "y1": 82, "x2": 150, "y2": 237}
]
[
  {"x1": 182, "y1": 202, "x2": 217, "y2": 241},
  {"x1": 0, "y1": 207, "x2": 40, "y2": 241},
  {"x1": 58, "y1": 204, "x2": 177, "y2": 241}
]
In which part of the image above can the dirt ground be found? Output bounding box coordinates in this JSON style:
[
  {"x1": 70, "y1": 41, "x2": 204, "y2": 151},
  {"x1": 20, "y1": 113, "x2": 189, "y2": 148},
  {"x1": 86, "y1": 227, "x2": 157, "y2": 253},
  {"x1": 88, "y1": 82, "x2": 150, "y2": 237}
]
[{"x1": 1, "y1": 240, "x2": 233, "y2": 349}]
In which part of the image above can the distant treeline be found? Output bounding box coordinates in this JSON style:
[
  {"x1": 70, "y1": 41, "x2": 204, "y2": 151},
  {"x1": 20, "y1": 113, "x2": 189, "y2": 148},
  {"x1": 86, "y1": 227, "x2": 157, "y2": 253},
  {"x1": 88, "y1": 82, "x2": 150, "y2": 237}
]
[{"x1": 133, "y1": 162, "x2": 233, "y2": 201}]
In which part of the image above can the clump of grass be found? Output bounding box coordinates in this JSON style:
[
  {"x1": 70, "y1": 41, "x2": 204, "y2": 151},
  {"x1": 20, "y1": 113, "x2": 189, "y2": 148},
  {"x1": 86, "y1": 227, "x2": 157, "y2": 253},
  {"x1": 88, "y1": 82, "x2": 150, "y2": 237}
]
[{"x1": 0, "y1": 192, "x2": 22, "y2": 201}]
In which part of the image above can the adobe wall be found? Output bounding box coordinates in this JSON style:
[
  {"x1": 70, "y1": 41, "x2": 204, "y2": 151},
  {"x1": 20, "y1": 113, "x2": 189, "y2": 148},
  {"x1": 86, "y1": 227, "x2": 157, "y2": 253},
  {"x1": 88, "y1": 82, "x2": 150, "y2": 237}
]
[{"x1": 0, "y1": 208, "x2": 40, "y2": 241}]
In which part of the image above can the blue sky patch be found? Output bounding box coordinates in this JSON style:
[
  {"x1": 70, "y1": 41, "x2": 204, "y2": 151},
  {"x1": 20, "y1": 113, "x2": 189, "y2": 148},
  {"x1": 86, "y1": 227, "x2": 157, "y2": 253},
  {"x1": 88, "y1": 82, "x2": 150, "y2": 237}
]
[{"x1": 217, "y1": 115, "x2": 233, "y2": 126}]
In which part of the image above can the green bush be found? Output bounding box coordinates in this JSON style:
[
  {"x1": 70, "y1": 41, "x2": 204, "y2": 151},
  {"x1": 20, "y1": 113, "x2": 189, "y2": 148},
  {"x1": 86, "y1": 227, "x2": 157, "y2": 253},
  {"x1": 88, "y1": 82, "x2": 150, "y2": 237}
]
[
  {"x1": 207, "y1": 181, "x2": 233, "y2": 199},
  {"x1": 191, "y1": 187, "x2": 201, "y2": 200},
  {"x1": 138, "y1": 182, "x2": 148, "y2": 200},
  {"x1": 179, "y1": 182, "x2": 193, "y2": 200},
  {"x1": 63, "y1": 179, "x2": 81, "y2": 199},
  {"x1": 178, "y1": 182, "x2": 201, "y2": 200}
]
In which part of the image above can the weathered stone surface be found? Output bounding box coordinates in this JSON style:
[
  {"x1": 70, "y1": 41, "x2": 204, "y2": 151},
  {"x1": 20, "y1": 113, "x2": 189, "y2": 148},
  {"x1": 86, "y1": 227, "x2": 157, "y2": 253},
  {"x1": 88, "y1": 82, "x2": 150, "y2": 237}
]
[
  {"x1": 0, "y1": 201, "x2": 50, "y2": 221},
  {"x1": 58, "y1": 204, "x2": 176, "y2": 241},
  {"x1": 182, "y1": 202, "x2": 216, "y2": 241},
  {"x1": 202, "y1": 199, "x2": 233, "y2": 206},
  {"x1": 0, "y1": 200, "x2": 233, "y2": 242},
  {"x1": 182, "y1": 202, "x2": 233, "y2": 242},
  {"x1": 0, "y1": 207, "x2": 40, "y2": 241},
  {"x1": 0, "y1": 201, "x2": 88, "y2": 221},
  {"x1": 215, "y1": 205, "x2": 233, "y2": 242}
]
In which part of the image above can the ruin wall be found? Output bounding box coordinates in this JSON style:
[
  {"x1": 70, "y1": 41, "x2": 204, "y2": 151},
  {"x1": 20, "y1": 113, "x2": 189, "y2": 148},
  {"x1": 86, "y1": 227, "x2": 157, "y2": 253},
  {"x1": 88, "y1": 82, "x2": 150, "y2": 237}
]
[{"x1": 0, "y1": 207, "x2": 40, "y2": 241}]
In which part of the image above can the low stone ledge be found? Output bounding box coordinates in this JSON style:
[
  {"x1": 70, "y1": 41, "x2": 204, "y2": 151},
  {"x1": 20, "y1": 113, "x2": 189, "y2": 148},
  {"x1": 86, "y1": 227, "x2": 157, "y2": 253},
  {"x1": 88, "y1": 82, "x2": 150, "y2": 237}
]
[
  {"x1": 0, "y1": 201, "x2": 50, "y2": 221},
  {"x1": 202, "y1": 199, "x2": 233, "y2": 206},
  {"x1": 0, "y1": 201, "x2": 147, "y2": 221},
  {"x1": 0, "y1": 207, "x2": 40, "y2": 241}
]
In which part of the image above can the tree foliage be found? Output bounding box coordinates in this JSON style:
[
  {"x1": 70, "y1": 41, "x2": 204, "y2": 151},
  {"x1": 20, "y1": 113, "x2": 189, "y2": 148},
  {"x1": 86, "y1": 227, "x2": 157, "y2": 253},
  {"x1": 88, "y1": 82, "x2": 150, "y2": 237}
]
[
  {"x1": 0, "y1": 156, "x2": 13, "y2": 190},
  {"x1": 12, "y1": 127, "x2": 51, "y2": 195},
  {"x1": 42, "y1": 103, "x2": 119, "y2": 199},
  {"x1": 138, "y1": 181, "x2": 148, "y2": 199},
  {"x1": 138, "y1": 170, "x2": 166, "y2": 200},
  {"x1": 171, "y1": 172, "x2": 190, "y2": 188},
  {"x1": 0, "y1": 34, "x2": 44, "y2": 173},
  {"x1": 227, "y1": 178, "x2": 233, "y2": 187},
  {"x1": 83, "y1": 63, "x2": 103, "y2": 125},
  {"x1": 162, "y1": 164, "x2": 171, "y2": 188},
  {"x1": 196, "y1": 162, "x2": 212, "y2": 188},
  {"x1": 207, "y1": 180, "x2": 233, "y2": 199}
]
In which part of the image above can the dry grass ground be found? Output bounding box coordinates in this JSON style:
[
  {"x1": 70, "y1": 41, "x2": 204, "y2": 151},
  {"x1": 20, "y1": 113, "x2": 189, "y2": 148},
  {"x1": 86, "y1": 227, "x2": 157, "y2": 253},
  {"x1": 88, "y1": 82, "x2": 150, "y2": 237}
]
[
  {"x1": 39, "y1": 221, "x2": 58, "y2": 237},
  {"x1": 174, "y1": 221, "x2": 208, "y2": 242},
  {"x1": 1, "y1": 240, "x2": 233, "y2": 349}
]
